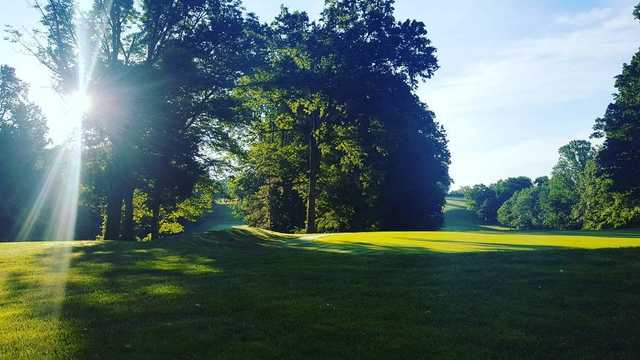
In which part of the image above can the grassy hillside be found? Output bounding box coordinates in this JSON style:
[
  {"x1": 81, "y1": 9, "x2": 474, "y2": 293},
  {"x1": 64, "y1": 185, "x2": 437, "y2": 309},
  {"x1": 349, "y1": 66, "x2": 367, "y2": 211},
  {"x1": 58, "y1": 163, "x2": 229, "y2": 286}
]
[
  {"x1": 443, "y1": 197, "x2": 510, "y2": 231},
  {"x1": 2, "y1": 227, "x2": 640, "y2": 359}
]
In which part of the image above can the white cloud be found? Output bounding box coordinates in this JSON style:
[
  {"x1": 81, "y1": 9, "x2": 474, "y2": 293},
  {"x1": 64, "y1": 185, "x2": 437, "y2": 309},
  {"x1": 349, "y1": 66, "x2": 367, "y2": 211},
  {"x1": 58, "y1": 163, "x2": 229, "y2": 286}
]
[
  {"x1": 421, "y1": 4, "x2": 640, "y2": 187},
  {"x1": 428, "y1": 6, "x2": 638, "y2": 118},
  {"x1": 555, "y1": 7, "x2": 613, "y2": 26}
]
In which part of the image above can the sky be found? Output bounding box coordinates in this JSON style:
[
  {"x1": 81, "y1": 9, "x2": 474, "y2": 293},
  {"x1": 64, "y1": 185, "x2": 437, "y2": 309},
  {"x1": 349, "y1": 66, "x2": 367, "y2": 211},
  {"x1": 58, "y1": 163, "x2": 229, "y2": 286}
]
[{"x1": 1, "y1": 0, "x2": 639, "y2": 188}]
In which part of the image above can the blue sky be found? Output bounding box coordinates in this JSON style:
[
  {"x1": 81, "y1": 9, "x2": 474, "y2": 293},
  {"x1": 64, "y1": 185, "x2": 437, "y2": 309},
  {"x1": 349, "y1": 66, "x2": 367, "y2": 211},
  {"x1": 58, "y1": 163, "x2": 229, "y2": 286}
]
[{"x1": 2, "y1": 0, "x2": 639, "y2": 188}]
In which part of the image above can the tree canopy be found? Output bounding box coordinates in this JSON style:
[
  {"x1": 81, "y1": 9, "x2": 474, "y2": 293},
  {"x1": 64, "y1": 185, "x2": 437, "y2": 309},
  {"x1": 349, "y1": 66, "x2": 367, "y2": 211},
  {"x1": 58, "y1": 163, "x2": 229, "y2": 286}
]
[
  {"x1": 231, "y1": 1, "x2": 450, "y2": 233},
  {"x1": 0, "y1": 66, "x2": 49, "y2": 239},
  {"x1": 2, "y1": 0, "x2": 451, "y2": 240}
]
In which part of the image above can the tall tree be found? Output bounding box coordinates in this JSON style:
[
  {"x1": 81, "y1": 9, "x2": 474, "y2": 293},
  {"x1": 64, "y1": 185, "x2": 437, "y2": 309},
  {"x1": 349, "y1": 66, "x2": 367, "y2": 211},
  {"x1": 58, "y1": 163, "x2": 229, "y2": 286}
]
[
  {"x1": 234, "y1": 0, "x2": 450, "y2": 233},
  {"x1": 12, "y1": 0, "x2": 265, "y2": 239},
  {"x1": 593, "y1": 3, "x2": 640, "y2": 198},
  {"x1": 0, "y1": 66, "x2": 50, "y2": 240},
  {"x1": 544, "y1": 140, "x2": 594, "y2": 229}
]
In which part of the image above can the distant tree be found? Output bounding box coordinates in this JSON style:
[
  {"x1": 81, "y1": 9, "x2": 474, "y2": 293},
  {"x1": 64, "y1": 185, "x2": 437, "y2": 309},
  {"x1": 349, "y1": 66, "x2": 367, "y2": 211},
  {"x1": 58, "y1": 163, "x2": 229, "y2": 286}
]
[
  {"x1": 0, "y1": 65, "x2": 49, "y2": 239},
  {"x1": 448, "y1": 188, "x2": 466, "y2": 198},
  {"x1": 494, "y1": 140, "x2": 632, "y2": 231},
  {"x1": 498, "y1": 182, "x2": 549, "y2": 229},
  {"x1": 463, "y1": 184, "x2": 499, "y2": 223},
  {"x1": 543, "y1": 140, "x2": 595, "y2": 229},
  {"x1": 464, "y1": 177, "x2": 531, "y2": 224},
  {"x1": 494, "y1": 177, "x2": 533, "y2": 204},
  {"x1": 553, "y1": 140, "x2": 594, "y2": 186},
  {"x1": 534, "y1": 176, "x2": 549, "y2": 187},
  {"x1": 574, "y1": 160, "x2": 640, "y2": 229}
]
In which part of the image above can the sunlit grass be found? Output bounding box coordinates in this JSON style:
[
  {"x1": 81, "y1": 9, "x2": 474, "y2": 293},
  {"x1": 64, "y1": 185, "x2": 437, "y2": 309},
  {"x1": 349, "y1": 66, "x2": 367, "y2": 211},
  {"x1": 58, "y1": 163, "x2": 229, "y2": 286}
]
[
  {"x1": 0, "y1": 242, "x2": 91, "y2": 359},
  {"x1": 299, "y1": 230, "x2": 640, "y2": 253},
  {"x1": 2, "y1": 228, "x2": 640, "y2": 359}
]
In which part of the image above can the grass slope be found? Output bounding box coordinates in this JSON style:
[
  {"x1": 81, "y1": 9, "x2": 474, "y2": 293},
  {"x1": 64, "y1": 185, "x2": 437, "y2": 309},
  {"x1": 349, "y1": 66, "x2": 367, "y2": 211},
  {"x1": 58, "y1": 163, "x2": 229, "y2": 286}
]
[
  {"x1": 184, "y1": 202, "x2": 244, "y2": 233},
  {"x1": 443, "y1": 197, "x2": 509, "y2": 231},
  {"x1": 2, "y1": 202, "x2": 640, "y2": 359}
]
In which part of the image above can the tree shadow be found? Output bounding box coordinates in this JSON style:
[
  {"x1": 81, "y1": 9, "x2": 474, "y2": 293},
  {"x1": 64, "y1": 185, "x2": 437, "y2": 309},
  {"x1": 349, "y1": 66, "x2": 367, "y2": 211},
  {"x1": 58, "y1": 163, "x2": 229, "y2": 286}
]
[
  {"x1": 184, "y1": 203, "x2": 245, "y2": 233},
  {"x1": 512, "y1": 229, "x2": 640, "y2": 238},
  {"x1": 3, "y1": 231, "x2": 640, "y2": 359}
]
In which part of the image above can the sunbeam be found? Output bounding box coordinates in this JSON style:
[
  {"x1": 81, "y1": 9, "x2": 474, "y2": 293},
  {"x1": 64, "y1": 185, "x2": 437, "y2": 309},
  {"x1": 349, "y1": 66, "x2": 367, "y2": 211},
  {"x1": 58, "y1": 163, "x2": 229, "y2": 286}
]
[
  {"x1": 11, "y1": 2, "x2": 106, "y2": 336},
  {"x1": 16, "y1": 1, "x2": 106, "y2": 242},
  {"x1": 12, "y1": 0, "x2": 109, "y2": 328}
]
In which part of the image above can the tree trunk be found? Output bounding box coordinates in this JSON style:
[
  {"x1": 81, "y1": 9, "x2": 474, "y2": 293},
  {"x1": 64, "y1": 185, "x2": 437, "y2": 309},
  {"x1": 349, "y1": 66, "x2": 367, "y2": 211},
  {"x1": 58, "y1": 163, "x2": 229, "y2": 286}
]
[
  {"x1": 267, "y1": 178, "x2": 276, "y2": 230},
  {"x1": 122, "y1": 184, "x2": 135, "y2": 241},
  {"x1": 104, "y1": 180, "x2": 123, "y2": 240},
  {"x1": 151, "y1": 197, "x2": 161, "y2": 240},
  {"x1": 305, "y1": 114, "x2": 318, "y2": 233}
]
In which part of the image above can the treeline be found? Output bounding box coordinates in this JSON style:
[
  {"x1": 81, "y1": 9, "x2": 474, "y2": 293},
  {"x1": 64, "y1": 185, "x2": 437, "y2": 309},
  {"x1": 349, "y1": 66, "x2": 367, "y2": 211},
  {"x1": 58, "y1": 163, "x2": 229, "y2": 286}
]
[
  {"x1": 0, "y1": 0, "x2": 450, "y2": 240},
  {"x1": 461, "y1": 140, "x2": 636, "y2": 230}
]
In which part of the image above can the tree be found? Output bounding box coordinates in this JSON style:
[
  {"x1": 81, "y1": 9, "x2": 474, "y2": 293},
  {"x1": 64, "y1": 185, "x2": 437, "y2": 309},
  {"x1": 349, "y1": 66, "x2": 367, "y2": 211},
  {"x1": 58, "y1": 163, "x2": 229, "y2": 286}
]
[
  {"x1": 233, "y1": 0, "x2": 449, "y2": 233},
  {"x1": 553, "y1": 140, "x2": 594, "y2": 186},
  {"x1": 593, "y1": 3, "x2": 640, "y2": 198},
  {"x1": 464, "y1": 177, "x2": 531, "y2": 224},
  {"x1": 12, "y1": 0, "x2": 265, "y2": 239},
  {"x1": 498, "y1": 182, "x2": 549, "y2": 229},
  {"x1": 543, "y1": 140, "x2": 594, "y2": 229},
  {"x1": 320, "y1": 0, "x2": 447, "y2": 230},
  {"x1": 493, "y1": 140, "x2": 635, "y2": 231},
  {"x1": 494, "y1": 177, "x2": 533, "y2": 204},
  {"x1": 463, "y1": 184, "x2": 499, "y2": 223},
  {"x1": 0, "y1": 65, "x2": 49, "y2": 240},
  {"x1": 574, "y1": 160, "x2": 640, "y2": 229}
]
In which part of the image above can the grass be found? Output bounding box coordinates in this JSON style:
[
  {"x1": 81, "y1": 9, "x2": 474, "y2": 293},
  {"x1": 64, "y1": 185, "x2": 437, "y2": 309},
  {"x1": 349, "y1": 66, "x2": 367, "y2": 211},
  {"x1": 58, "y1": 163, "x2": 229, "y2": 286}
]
[
  {"x1": 443, "y1": 197, "x2": 510, "y2": 231},
  {"x1": 2, "y1": 203, "x2": 640, "y2": 359},
  {"x1": 184, "y1": 202, "x2": 244, "y2": 233}
]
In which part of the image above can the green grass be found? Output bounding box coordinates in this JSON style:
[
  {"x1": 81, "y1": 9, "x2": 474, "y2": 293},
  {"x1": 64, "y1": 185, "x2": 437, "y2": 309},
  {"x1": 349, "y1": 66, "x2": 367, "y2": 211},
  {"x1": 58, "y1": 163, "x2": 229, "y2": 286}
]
[
  {"x1": 184, "y1": 202, "x2": 244, "y2": 233},
  {"x1": 443, "y1": 197, "x2": 509, "y2": 231},
  {"x1": 2, "y1": 203, "x2": 640, "y2": 359},
  {"x1": 2, "y1": 231, "x2": 640, "y2": 359}
]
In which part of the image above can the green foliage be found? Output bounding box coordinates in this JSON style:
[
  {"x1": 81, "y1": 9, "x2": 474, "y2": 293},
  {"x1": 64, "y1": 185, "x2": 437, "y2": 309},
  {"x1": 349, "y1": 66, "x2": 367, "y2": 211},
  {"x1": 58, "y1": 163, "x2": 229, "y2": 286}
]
[
  {"x1": 0, "y1": 66, "x2": 49, "y2": 240},
  {"x1": 131, "y1": 179, "x2": 218, "y2": 240},
  {"x1": 593, "y1": 8, "x2": 640, "y2": 199},
  {"x1": 13, "y1": 0, "x2": 270, "y2": 240},
  {"x1": 463, "y1": 177, "x2": 532, "y2": 224},
  {"x1": 233, "y1": 1, "x2": 450, "y2": 233},
  {"x1": 498, "y1": 139, "x2": 639, "y2": 230},
  {"x1": 498, "y1": 183, "x2": 549, "y2": 229},
  {"x1": 575, "y1": 161, "x2": 640, "y2": 229},
  {"x1": 8, "y1": 0, "x2": 637, "y2": 240},
  {"x1": 494, "y1": 177, "x2": 533, "y2": 204}
]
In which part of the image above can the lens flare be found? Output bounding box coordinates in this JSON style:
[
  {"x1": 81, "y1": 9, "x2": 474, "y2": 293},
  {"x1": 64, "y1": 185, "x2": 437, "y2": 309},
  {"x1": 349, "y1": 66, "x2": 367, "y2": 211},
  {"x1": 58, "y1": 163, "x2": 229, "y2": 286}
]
[
  {"x1": 17, "y1": 1, "x2": 103, "y2": 242},
  {"x1": 15, "y1": 0, "x2": 109, "y2": 323}
]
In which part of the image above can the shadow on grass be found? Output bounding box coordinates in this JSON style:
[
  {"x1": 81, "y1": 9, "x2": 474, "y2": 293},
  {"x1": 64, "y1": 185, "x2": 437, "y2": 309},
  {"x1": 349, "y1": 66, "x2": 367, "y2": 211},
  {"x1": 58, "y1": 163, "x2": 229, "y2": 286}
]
[
  {"x1": 184, "y1": 203, "x2": 245, "y2": 233},
  {"x1": 280, "y1": 236, "x2": 569, "y2": 254},
  {"x1": 4, "y1": 229, "x2": 640, "y2": 359},
  {"x1": 512, "y1": 229, "x2": 640, "y2": 238}
]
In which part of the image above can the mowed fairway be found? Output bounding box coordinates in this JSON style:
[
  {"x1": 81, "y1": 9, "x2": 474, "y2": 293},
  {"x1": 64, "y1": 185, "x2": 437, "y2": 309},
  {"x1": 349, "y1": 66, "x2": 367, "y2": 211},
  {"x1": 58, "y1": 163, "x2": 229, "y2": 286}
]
[
  {"x1": 2, "y1": 203, "x2": 640, "y2": 359},
  {"x1": 297, "y1": 230, "x2": 640, "y2": 253}
]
